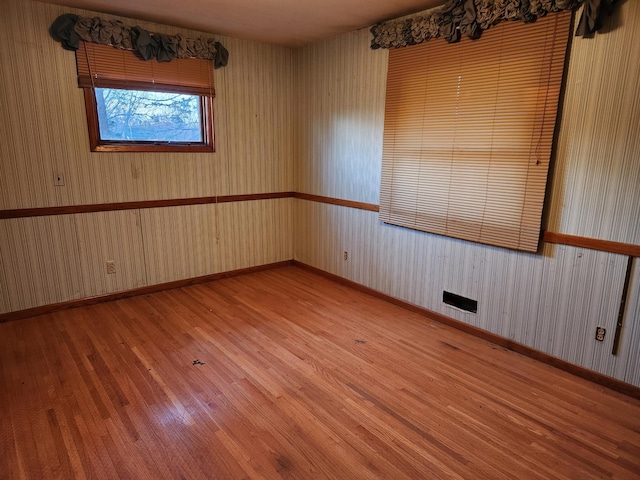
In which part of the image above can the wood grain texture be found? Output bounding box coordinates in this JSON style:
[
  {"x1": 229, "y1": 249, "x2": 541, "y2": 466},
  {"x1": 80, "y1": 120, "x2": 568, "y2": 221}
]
[
  {"x1": 4, "y1": 195, "x2": 638, "y2": 258},
  {"x1": 0, "y1": 0, "x2": 294, "y2": 210},
  {"x1": 295, "y1": 201, "x2": 638, "y2": 386},
  {"x1": 0, "y1": 0, "x2": 296, "y2": 317},
  {"x1": 1, "y1": 0, "x2": 638, "y2": 417},
  {"x1": 0, "y1": 198, "x2": 293, "y2": 314},
  {"x1": 0, "y1": 0, "x2": 295, "y2": 316},
  {"x1": 1, "y1": 266, "x2": 639, "y2": 479},
  {"x1": 294, "y1": 28, "x2": 387, "y2": 205},
  {"x1": 0, "y1": 193, "x2": 295, "y2": 220},
  {"x1": 293, "y1": 192, "x2": 640, "y2": 258},
  {"x1": 294, "y1": 192, "x2": 379, "y2": 212},
  {"x1": 293, "y1": 2, "x2": 640, "y2": 389},
  {"x1": 0, "y1": 261, "x2": 294, "y2": 323},
  {"x1": 544, "y1": 231, "x2": 640, "y2": 257},
  {"x1": 546, "y1": 2, "x2": 640, "y2": 245},
  {"x1": 295, "y1": 261, "x2": 640, "y2": 399}
]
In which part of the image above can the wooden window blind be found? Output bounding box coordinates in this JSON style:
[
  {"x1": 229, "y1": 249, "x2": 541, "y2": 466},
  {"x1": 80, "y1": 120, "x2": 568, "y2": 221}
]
[
  {"x1": 75, "y1": 42, "x2": 215, "y2": 96},
  {"x1": 379, "y1": 11, "x2": 572, "y2": 252}
]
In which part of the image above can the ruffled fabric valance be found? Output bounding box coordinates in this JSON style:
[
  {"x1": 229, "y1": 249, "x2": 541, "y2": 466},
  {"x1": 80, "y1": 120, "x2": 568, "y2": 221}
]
[
  {"x1": 49, "y1": 14, "x2": 229, "y2": 68},
  {"x1": 370, "y1": 0, "x2": 619, "y2": 49}
]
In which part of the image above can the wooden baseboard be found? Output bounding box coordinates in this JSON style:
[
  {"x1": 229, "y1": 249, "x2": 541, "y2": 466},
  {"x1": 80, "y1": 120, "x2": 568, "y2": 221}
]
[
  {"x1": 0, "y1": 260, "x2": 295, "y2": 323},
  {"x1": 293, "y1": 261, "x2": 640, "y2": 401},
  {"x1": 3, "y1": 258, "x2": 638, "y2": 399}
]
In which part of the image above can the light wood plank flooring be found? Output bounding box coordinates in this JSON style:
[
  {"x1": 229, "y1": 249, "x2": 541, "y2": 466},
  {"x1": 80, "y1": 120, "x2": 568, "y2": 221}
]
[{"x1": 1, "y1": 266, "x2": 639, "y2": 479}]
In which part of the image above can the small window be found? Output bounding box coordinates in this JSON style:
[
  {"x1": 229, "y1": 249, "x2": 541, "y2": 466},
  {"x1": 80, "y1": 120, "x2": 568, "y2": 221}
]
[
  {"x1": 85, "y1": 87, "x2": 213, "y2": 152},
  {"x1": 76, "y1": 42, "x2": 215, "y2": 152}
]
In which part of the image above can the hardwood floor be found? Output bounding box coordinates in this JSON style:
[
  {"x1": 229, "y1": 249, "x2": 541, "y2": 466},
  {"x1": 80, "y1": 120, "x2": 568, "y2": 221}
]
[{"x1": 1, "y1": 266, "x2": 639, "y2": 479}]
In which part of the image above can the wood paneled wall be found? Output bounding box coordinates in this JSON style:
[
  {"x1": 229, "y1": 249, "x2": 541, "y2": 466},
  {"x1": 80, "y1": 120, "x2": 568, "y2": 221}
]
[
  {"x1": 294, "y1": 29, "x2": 386, "y2": 204},
  {"x1": 624, "y1": 264, "x2": 640, "y2": 386},
  {"x1": 0, "y1": 1, "x2": 294, "y2": 208},
  {"x1": 0, "y1": 0, "x2": 294, "y2": 313},
  {"x1": 293, "y1": 3, "x2": 640, "y2": 387},
  {"x1": 2, "y1": 0, "x2": 638, "y2": 390},
  {"x1": 546, "y1": 6, "x2": 640, "y2": 245}
]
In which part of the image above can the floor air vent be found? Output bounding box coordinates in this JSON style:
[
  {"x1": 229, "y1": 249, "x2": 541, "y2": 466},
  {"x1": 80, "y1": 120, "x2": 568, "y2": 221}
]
[{"x1": 443, "y1": 291, "x2": 477, "y2": 313}]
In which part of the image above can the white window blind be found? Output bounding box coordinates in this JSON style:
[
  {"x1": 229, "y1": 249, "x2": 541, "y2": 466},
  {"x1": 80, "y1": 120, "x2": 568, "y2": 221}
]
[{"x1": 379, "y1": 11, "x2": 572, "y2": 252}]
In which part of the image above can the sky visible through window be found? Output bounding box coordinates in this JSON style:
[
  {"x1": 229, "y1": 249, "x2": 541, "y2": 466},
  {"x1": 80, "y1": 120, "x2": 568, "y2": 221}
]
[{"x1": 95, "y1": 88, "x2": 202, "y2": 142}]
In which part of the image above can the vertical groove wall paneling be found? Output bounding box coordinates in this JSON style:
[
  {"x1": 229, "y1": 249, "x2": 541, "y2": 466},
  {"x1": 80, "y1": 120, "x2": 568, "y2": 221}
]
[
  {"x1": 0, "y1": 254, "x2": 11, "y2": 314},
  {"x1": 216, "y1": 199, "x2": 294, "y2": 274},
  {"x1": 140, "y1": 204, "x2": 222, "y2": 286},
  {"x1": 618, "y1": 260, "x2": 640, "y2": 385},
  {"x1": 0, "y1": 216, "x2": 83, "y2": 313},
  {"x1": 75, "y1": 210, "x2": 148, "y2": 297},
  {"x1": 293, "y1": 4, "x2": 640, "y2": 386},
  {"x1": 547, "y1": 2, "x2": 640, "y2": 245},
  {"x1": 216, "y1": 38, "x2": 295, "y2": 196},
  {"x1": 0, "y1": 0, "x2": 73, "y2": 209},
  {"x1": 295, "y1": 203, "x2": 632, "y2": 382},
  {"x1": 140, "y1": 199, "x2": 293, "y2": 287},
  {"x1": 294, "y1": 29, "x2": 387, "y2": 204},
  {"x1": 0, "y1": 0, "x2": 295, "y2": 313}
]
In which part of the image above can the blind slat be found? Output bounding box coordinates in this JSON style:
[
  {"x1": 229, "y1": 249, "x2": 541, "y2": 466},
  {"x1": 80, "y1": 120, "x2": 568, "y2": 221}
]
[
  {"x1": 379, "y1": 11, "x2": 571, "y2": 252},
  {"x1": 76, "y1": 42, "x2": 215, "y2": 96}
]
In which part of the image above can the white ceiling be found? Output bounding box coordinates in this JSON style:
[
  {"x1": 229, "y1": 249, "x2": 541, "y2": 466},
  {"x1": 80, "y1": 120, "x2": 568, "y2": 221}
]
[{"x1": 39, "y1": 0, "x2": 446, "y2": 47}]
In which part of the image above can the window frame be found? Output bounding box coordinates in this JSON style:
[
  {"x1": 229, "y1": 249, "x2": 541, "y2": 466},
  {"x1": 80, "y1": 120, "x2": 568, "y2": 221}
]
[
  {"x1": 75, "y1": 41, "x2": 216, "y2": 153},
  {"x1": 83, "y1": 87, "x2": 215, "y2": 153}
]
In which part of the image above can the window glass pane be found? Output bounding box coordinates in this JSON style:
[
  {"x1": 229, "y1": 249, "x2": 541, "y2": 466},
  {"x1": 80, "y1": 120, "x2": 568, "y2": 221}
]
[{"x1": 95, "y1": 88, "x2": 203, "y2": 142}]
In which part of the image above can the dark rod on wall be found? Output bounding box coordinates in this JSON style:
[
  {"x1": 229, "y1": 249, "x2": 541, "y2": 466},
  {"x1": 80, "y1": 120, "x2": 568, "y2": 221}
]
[{"x1": 612, "y1": 256, "x2": 634, "y2": 355}]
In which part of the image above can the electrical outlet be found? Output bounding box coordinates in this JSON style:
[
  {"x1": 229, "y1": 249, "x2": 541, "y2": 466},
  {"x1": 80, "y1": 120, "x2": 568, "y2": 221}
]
[
  {"x1": 343, "y1": 251, "x2": 348, "y2": 261},
  {"x1": 54, "y1": 173, "x2": 65, "y2": 186},
  {"x1": 595, "y1": 327, "x2": 606, "y2": 342},
  {"x1": 106, "y1": 260, "x2": 116, "y2": 275}
]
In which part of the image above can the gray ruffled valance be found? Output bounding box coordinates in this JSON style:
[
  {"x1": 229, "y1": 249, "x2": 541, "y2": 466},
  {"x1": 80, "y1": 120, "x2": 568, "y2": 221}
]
[
  {"x1": 370, "y1": 0, "x2": 619, "y2": 49},
  {"x1": 49, "y1": 14, "x2": 229, "y2": 68}
]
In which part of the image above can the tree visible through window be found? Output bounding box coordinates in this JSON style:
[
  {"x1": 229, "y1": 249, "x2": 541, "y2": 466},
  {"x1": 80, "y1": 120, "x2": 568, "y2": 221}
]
[
  {"x1": 76, "y1": 42, "x2": 215, "y2": 152},
  {"x1": 95, "y1": 88, "x2": 203, "y2": 143}
]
